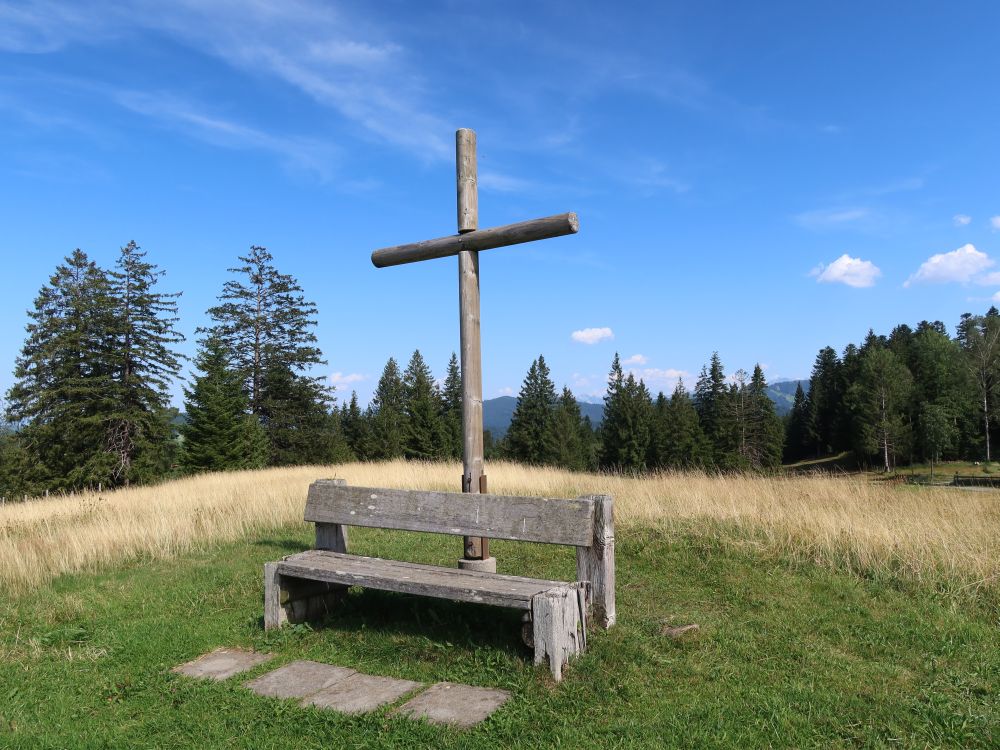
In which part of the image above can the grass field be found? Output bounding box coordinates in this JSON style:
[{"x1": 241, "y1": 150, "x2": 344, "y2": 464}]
[{"x1": 1, "y1": 462, "x2": 998, "y2": 747}]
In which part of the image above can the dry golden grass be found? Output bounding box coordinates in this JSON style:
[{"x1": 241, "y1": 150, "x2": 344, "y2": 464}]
[{"x1": 1, "y1": 460, "x2": 998, "y2": 600}]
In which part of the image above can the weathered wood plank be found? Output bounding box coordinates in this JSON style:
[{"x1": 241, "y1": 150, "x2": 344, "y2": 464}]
[
  {"x1": 276, "y1": 550, "x2": 569, "y2": 610},
  {"x1": 575, "y1": 494, "x2": 616, "y2": 628},
  {"x1": 531, "y1": 585, "x2": 585, "y2": 681},
  {"x1": 456, "y1": 128, "x2": 478, "y2": 233},
  {"x1": 370, "y1": 213, "x2": 579, "y2": 268},
  {"x1": 304, "y1": 482, "x2": 595, "y2": 546}
]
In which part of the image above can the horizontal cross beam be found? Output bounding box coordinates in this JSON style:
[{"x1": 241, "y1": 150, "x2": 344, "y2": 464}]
[{"x1": 371, "y1": 212, "x2": 578, "y2": 268}]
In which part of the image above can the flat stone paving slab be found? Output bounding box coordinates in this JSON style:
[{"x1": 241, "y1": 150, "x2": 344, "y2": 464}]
[
  {"x1": 304, "y1": 673, "x2": 423, "y2": 715},
  {"x1": 172, "y1": 647, "x2": 273, "y2": 681},
  {"x1": 245, "y1": 660, "x2": 356, "y2": 699},
  {"x1": 396, "y1": 682, "x2": 511, "y2": 728}
]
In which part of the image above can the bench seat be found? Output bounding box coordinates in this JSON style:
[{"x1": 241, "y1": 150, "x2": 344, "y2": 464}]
[{"x1": 276, "y1": 550, "x2": 570, "y2": 610}]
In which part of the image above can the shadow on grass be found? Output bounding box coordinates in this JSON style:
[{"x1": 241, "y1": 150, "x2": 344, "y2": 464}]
[{"x1": 264, "y1": 588, "x2": 528, "y2": 657}]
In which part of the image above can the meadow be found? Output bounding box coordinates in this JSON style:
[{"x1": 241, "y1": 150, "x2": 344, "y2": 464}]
[{"x1": 1, "y1": 462, "x2": 997, "y2": 747}]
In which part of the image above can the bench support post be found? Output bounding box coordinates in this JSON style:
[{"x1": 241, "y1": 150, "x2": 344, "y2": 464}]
[
  {"x1": 576, "y1": 494, "x2": 616, "y2": 628},
  {"x1": 531, "y1": 585, "x2": 586, "y2": 681}
]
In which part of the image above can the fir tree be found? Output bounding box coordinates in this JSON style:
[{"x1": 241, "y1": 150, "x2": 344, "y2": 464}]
[
  {"x1": 5, "y1": 250, "x2": 117, "y2": 490},
  {"x1": 105, "y1": 241, "x2": 184, "y2": 485},
  {"x1": 805, "y1": 346, "x2": 844, "y2": 456},
  {"x1": 369, "y1": 358, "x2": 406, "y2": 459},
  {"x1": 693, "y1": 352, "x2": 730, "y2": 466},
  {"x1": 402, "y1": 350, "x2": 444, "y2": 460},
  {"x1": 507, "y1": 356, "x2": 558, "y2": 465},
  {"x1": 440, "y1": 353, "x2": 463, "y2": 460},
  {"x1": 665, "y1": 380, "x2": 711, "y2": 469},
  {"x1": 180, "y1": 337, "x2": 266, "y2": 473}
]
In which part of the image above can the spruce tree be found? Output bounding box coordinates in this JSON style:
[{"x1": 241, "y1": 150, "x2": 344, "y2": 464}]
[
  {"x1": 340, "y1": 391, "x2": 372, "y2": 460},
  {"x1": 693, "y1": 352, "x2": 730, "y2": 467},
  {"x1": 440, "y1": 353, "x2": 463, "y2": 460},
  {"x1": 507, "y1": 356, "x2": 558, "y2": 465},
  {"x1": 846, "y1": 347, "x2": 912, "y2": 471},
  {"x1": 5, "y1": 250, "x2": 117, "y2": 490},
  {"x1": 805, "y1": 346, "x2": 844, "y2": 456},
  {"x1": 601, "y1": 354, "x2": 653, "y2": 471},
  {"x1": 369, "y1": 358, "x2": 406, "y2": 459},
  {"x1": 657, "y1": 379, "x2": 711, "y2": 470},
  {"x1": 745, "y1": 364, "x2": 784, "y2": 471},
  {"x1": 181, "y1": 337, "x2": 266, "y2": 473},
  {"x1": 259, "y1": 362, "x2": 344, "y2": 466},
  {"x1": 105, "y1": 241, "x2": 184, "y2": 484},
  {"x1": 203, "y1": 245, "x2": 328, "y2": 463},
  {"x1": 403, "y1": 350, "x2": 444, "y2": 460},
  {"x1": 783, "y1": 382, "x2": 810, "y2": 463},
  {"x1": 552, "y1": 386, "x2": 586, "y2": 470}
]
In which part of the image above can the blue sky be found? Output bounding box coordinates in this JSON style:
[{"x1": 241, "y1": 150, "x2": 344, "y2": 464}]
[{"x1": 2, "y1": 1, "x2": 999, "y2": 407}]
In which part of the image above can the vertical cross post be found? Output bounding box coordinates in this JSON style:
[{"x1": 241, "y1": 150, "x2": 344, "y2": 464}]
[{"x1": 456, "y1": 128, "x2": 494, "y2": 572}]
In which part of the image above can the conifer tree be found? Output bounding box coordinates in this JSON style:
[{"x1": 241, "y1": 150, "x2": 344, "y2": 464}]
[
  {"x1": 369, "y1": 357, "x2": 406, "y2": 459},
  {"x1": 203, "y1": 246, "x2": 328, "y2": 463},
  {"x1": 693, "y1": 352, "x2": 730, "y2": 466},
  {"x1": 402, "y1": 350, "x2": 444, "y2": 459},
  {"x1": 745, "y1": 364, "x2": 784, "y2": 471},
  {"x1": 180, "y1": 337, "x2": 267, "y2": 473},
  {"x1": 552, "y1": 386, "x2": 586, "y2": 470},
  {"x1": 440, "y1": 353, "x2": 463, "y2": 460},
  {"x1": 847, "y1": 347, "x2": 912, "y2": 471},
  {"x1": 5, "y1": 250, "x2": 118, "y2": 490},
  {"x1": 507, "y1": 356, "x2": 558, "y2": 464},
  {"x1": 105, "y1": 241, "x2": 184, "y2": 484},
  {"x1": 654, "y1": 379, "x2": 711, "y2": 470},
  {"x1": 805, "y1": 346, "x2": 844, "y2": 456},
  {"x1": 340, "y1": 391, "x2": 372, "y2": 460},
  {"x1": 783, "y1": 382, "x2": 810, "y2": 462},
  {"x1": 601, "y1": 354, "x2": 653, "y2": 470},
  {"x1": 259, "y1": 362, "x2": 345, "y2": 466}
]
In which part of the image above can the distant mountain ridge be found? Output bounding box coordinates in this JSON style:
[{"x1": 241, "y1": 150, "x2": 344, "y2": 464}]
[{"x1": 483, "y1": 379, "x2": 808, "y2": 437}]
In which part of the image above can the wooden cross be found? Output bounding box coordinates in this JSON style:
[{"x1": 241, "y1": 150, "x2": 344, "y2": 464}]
[{"x1": 371, "y1": 128, "x2": 578, "y2": 570}]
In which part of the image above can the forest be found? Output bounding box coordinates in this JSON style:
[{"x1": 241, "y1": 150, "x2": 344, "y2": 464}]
[{"x1": 1, "y1": 243, "x2": 997, "y2": 498}]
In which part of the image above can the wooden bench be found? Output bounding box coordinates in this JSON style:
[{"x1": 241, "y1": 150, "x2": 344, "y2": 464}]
[{"x1": 263, "y1": 479, "x2": 615, "y2": 680}]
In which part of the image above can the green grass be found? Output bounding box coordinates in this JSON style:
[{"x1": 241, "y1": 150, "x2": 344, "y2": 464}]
[{"x1": 1, "y1": 524, "x2": 997, "y2": 749}]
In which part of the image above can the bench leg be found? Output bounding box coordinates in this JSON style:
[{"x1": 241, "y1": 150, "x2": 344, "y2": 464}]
[
  {"x1": 264, "y1": 563, "x2": 347, "y2": 630},
  {"x1": 531, "y1": 586, "x2": 586, "y2": 681}
]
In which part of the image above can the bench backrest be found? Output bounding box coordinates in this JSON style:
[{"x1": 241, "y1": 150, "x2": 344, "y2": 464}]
[
  {"x1": 305, "y1": 480, "x2": 598, "y2": 547},
  {"x1": 303, "y1": 479, "x2": 616, "y2": 629}
]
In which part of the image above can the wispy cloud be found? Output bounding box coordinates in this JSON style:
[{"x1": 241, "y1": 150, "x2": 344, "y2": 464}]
[
  {"x1": 621, "y1": 354, "x2": 647, "y2": 366},
  {"x1": 991, "y1": 216, "x2": 1000, "y2": 231},
  {"x1": 330, "y1": 372, "x2": 366, "y2": 388},
  {"x1": 954, "y1": 214, "x2": 973, "y2": 227},
  {"x1": 810, "y1": 254, "x2": 882, "y2": 288},
  {"x1": 479, "y1": 171, "x2": 535, "y2": 193},
  {"x1": 795, "y1": 207, "x2": 870, "y2": 230},
  {"x1": 1, "y1": 1, "x2": 451, "y2": 160},
  {"x1": 115, "y1": 90, "x2": 339, "y2": 178},
  {"x1": 905, "y1": 244, "x2": 994, "y2": 287},
  {"x1": 628, "y1": 367, "x2": 689, "y2": 388},
  {"x1": 571, "y1": 327, "x2": 614, "y2": 345}
]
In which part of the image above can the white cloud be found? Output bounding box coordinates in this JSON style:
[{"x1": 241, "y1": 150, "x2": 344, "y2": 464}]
[
  {"x1": 628, "y1": 368, "x2": 690, "y2": 388},
  {"x1": 497, "y1": 386, "x2": 514, "y2": 397},
  {"x1": 810, "y1": 254, "x2": 882, "y2": 288},
  {"x1": 977, "y1": 271, "x2": 1000, "y2": 286},
  {"x1": 571, "y1": 327, "x2": 614, "y2": 345},
  {"x1": 622, "y1": 354, "x2": 647, "y2": 366},
  {"x1": 329, "y1": 372, "x2": 366, "y2": 387},
  {"x1": 993, "y1": 291, "x2": 1000, "y2": 304},
  {"x1": 905, "y1": 244, "x2": 994, "y2": 287},
  {"x1": 991, "y1": 216, "x2": 1000, "y2": 230},
  {"x1": 954, "y1": 214, "x2": 972, "y2": 226}
]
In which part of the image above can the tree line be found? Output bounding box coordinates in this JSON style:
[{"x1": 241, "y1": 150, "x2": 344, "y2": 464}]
[
  {"x1": 0, "y1": 244, "x2": 348, "y2": 497},
  {"x1": 785, "y1": 310, "x2": 1000, "y2": 472}
]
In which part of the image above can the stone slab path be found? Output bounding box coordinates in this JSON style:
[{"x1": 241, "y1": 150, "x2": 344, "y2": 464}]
[
  {"x1": 396, "y1": 682, "x2": 512, "y2": 728},
  {"x1": 174, "y1": 649, "x2": 510, "y2": 728},
  {"x1": 172, "y1": 647, "x2": 273, "y2": 681}
]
